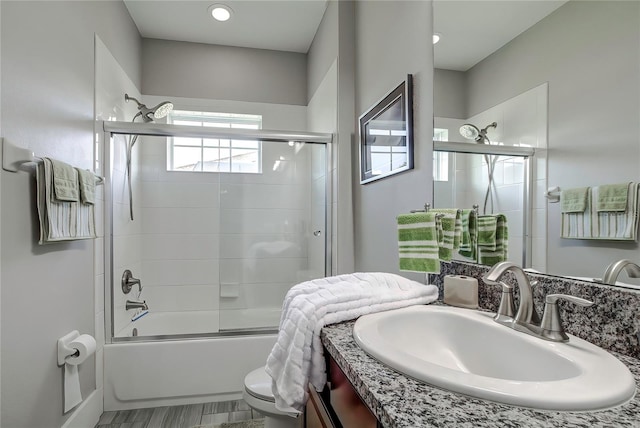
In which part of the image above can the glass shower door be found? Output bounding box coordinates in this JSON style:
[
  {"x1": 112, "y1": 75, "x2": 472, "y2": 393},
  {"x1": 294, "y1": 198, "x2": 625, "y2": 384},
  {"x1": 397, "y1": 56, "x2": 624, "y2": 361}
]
[{"x1": 217, "y1": 140, "x2": 327, "y2": 331}]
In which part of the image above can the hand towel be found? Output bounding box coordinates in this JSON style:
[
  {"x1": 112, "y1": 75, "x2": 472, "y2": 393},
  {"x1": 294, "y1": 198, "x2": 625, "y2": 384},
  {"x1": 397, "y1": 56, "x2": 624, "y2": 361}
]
[
  {"x1": 36, "y1": 158, "x2": 96, "y2": 244},
  {"x1": 430, "y1": 209, "x2": 462, "y2": 261},
  {"x1": 397, "y1": 212, "x2": 440, "y2": 273},
  {"x1": 265, "y1": 272, "x2": 439, "y2": 413},
  {"x1": 46, "y1": 158, "x2": 79, "y2": 202},
  {"x1": 562, "y1": 183, "x2": 639, "y2": 241},
  {"x1": 478, "y1": 214, "x2": 508, "y2": 265},
  {"x1": 561, "y1": 188, "x2": 593, "y2": 239},
  {"x1": 477, "y1": 215, "x2": 497, "y2": 251},
  {"x1": 596, "y1": 182, "x2": 630, "y2": 212},
  {"x1": 458, "y1": 209, "x2": 477, "y2": 260},
  {"x1": 560, "y1": 187, "x2": 589, "y2": 213},
  {"x1": 75, "y1": 168, "x2": 96, "y2": 205},
  {"x1": 593, "y1": 182, "x2": 639, "y2": 240}
]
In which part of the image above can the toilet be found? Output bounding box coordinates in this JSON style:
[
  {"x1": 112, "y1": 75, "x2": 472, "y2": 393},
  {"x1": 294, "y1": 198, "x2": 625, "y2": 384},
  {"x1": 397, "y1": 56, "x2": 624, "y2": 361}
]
[{"x1": 243, "y1": 366, "x2": 301, "y2": 428}]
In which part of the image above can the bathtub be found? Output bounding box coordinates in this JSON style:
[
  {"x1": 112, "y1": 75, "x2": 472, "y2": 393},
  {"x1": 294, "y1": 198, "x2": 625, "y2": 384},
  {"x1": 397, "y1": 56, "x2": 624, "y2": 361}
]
[
  {"x1": 115, "y1": 309, "x2": 283, "y2": 338},
  {"x1": 104, "y1": 311, "x2": 278, "y2": 411}
]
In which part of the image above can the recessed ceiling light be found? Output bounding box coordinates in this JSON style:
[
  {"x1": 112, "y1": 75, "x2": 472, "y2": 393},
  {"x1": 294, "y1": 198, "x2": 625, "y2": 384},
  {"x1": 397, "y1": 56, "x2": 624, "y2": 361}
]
[
  {"x1": 208, "y1": 4, "x2": 232, "y2": 22},
  {"x1": 433, "y1": 33, "x2": 441, "y2": 44}
]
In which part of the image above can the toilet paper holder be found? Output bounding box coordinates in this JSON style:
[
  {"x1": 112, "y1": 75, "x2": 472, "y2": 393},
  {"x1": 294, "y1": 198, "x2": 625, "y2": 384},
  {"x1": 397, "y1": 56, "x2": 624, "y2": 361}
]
[{"x1": 57, "y1": 330, "x2": 81, "y2": 366}]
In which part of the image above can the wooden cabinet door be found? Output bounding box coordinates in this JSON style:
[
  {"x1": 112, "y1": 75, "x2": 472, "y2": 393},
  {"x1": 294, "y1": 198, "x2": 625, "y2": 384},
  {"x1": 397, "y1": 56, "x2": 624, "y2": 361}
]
[{"x1": 306, "y1": 384, "x2": 335, "y2": 428}]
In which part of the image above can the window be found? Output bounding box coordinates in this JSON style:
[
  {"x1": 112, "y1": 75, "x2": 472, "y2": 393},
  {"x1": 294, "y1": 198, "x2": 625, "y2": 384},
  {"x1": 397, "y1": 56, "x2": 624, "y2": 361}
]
[
  {"x1": 433, "y1": 128, "x2": 449, "y2": 182},
  {"x1": 167, "y1": 110, "x2": 262, "y2": 173}
]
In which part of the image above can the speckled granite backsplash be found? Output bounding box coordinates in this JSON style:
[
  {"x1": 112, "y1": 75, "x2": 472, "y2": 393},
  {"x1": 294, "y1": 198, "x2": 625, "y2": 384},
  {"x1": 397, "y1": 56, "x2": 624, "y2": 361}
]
[{"x1": 429, "y1": 261, "x2": 640, "y2": 359}]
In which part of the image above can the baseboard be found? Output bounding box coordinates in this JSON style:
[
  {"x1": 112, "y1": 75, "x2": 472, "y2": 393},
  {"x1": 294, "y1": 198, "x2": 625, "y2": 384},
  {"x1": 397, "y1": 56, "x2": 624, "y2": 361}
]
[{"x1": 62, "y1": 387, "x2": 103, "y2": 428}]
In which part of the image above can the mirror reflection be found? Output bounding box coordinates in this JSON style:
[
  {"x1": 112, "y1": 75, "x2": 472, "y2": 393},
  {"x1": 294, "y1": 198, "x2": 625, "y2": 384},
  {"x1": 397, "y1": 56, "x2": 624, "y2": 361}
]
[{"x1": 433, "y1": 0, "x2": 640, "y2": 288}]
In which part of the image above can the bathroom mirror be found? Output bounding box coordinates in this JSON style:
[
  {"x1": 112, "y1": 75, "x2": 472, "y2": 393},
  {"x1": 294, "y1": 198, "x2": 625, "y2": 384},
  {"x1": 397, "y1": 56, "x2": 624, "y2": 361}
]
[{"x1": 433, "y1": 0, "x2": 640, "y2": 286}]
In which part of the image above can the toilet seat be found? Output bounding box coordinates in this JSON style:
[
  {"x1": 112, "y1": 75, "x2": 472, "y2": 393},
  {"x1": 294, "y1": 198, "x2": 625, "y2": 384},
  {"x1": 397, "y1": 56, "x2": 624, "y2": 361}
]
[
  {"x1": 244, "y1": 366, "x2": 276, "y2": 403},
  {"x1": 243, "y1": 366, "x2": 301, "y2": 428}
]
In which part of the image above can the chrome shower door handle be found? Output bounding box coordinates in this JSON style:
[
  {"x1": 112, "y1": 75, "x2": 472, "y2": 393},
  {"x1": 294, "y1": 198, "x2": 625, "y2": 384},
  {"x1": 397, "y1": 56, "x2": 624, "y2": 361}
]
[{"x1": 313, "y1": 230, "x2": 322, "y2": 237}]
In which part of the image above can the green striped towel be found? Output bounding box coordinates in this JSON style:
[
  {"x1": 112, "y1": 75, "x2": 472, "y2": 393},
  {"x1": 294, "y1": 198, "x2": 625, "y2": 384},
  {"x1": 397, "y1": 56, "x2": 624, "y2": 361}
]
[
  {"x1": 478, "y1": 214, "x2": 509, "y2": 266},
  {"x1": 397, "y1": 212, "x2": 440, "y2": 273},
  {"x1": 430, "y1": 209, "x2": 463, "y2": 260},
  {"x1": 458, "y1": 209, "x2": 477, "y2": 260}
]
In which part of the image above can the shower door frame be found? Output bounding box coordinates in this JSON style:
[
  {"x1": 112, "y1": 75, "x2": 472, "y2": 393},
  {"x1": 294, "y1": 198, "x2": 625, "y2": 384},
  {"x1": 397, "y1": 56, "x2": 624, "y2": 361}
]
[
  {"x1": 102, "y1": 121, "x2": 333, "y2": 343},
  {"x1": 433, "y1": 140, "x2": 536, "y2": 268}
]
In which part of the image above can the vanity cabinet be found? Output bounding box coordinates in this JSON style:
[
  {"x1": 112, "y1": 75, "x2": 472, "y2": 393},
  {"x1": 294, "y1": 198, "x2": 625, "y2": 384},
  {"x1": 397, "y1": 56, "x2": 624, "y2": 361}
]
[{"x1": 305, "y1": 353, "x2": 380, "y2": 428}]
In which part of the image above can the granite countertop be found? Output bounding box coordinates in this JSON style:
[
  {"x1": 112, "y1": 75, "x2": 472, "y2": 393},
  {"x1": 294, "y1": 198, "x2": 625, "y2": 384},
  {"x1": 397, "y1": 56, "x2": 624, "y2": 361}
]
[{"x1": 321, "y1": 318, "x2": 640, "y2": 428}]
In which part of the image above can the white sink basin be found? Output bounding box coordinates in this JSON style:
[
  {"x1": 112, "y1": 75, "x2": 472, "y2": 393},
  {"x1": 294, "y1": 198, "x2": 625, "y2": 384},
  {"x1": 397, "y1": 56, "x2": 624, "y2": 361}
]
[{"x1": 353, "y1": 305, "x2": 636, "y2": 411}]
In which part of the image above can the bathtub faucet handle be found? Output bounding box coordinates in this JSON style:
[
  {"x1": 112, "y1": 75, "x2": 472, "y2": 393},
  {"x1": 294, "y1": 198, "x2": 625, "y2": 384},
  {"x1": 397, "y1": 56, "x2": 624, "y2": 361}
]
[{"x1": 122, "y1": 269, "x2": 142, "y2": 295}]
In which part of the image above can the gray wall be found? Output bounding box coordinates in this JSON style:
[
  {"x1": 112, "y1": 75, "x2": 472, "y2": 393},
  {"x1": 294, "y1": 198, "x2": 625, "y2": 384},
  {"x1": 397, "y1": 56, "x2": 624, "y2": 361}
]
[
  {"x1": 1, "y1": 2, "x2": 141, "y2": 427},
  {"x1": 433, "y1": 68, "x2": 466, "y2": 119},
  {"x1": 353, "y1": 0, "x2": 434, "y2": 281},
  {"x1": 307, "y1": 0, "x2": 356, "y2": 275},
  {"x1": 142, "y1": 38, "x2": 307, "y2": 106},
  {"x1": 464, "y1": 1, "x2": 640, "y2": 278},
  {"x1": 307, "y1": 0, "x2": 338, "y2": 104}
]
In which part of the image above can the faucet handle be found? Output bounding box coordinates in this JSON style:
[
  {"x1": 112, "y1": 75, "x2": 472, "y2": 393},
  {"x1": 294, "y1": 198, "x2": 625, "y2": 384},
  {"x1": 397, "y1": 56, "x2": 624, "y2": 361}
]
[
  {"x1": 492, "y1": 281, "x2": 516, "y2": 321},
  {"x1": 540, "y1": 294, "x2": 594, "y2": 342},
  {"x1": 122, "y1": 269, "x2": 142, "y2": 295},
  {"x1": 545, "y1": 294, "x2": 593, "y2": 307}
]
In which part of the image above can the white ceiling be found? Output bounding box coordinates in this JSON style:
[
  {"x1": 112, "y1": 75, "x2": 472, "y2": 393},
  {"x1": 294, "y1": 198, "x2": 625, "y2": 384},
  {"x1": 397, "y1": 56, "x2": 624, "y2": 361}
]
[
  {"x1": 123, "y1": 0, "x2": 328, "y2": 53},
  {"x1": 124, "y1": 0, "x2": 567, "y2": 69}
]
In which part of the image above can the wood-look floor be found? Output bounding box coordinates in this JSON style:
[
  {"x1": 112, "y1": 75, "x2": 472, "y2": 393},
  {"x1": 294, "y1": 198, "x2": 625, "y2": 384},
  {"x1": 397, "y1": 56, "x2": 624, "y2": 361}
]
[{"x1": 95, "y1": 399, "x2": 262, "y2": 428}]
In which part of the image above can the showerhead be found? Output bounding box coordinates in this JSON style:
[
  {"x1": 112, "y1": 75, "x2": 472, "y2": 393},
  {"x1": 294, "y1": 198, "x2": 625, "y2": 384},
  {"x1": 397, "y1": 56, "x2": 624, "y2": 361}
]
[
  {"x1": 459, "y1": 122, "x2": 497, "y2": 143},
  {"x1": 459, "y1": 124, "x2": 481, "y2": 141},
  {"x1": 125, "y1": 94, "x2": 174, "y2": 123}
]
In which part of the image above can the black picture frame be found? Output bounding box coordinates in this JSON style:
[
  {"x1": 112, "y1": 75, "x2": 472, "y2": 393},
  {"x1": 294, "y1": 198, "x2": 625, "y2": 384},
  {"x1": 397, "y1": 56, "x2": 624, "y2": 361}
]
[{"x1": 359, "y1": 74, "x2": 414, "y2": 184}]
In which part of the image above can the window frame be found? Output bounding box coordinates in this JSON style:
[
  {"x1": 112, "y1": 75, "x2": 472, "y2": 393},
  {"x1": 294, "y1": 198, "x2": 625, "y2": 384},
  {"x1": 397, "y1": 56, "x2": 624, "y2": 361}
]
[{"x1": 167, "y1": 110, "x2": 263, "y2": 173}]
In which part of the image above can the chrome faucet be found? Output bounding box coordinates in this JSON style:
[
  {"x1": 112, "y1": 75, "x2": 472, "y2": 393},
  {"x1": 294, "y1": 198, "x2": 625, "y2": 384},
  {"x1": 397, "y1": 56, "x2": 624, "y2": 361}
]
[
  {"x1": 484, "y1": 261, "x2": 540, "y2": 325},
  {"x1": 483, "y1": 261, "x2": 593, "y2": 342},
  {"x1": 126, "y1": 300, "x2": 148, "y2": 311},
  {"x1": 600, "y1": 259, "x2": 640, "y2": 285}
]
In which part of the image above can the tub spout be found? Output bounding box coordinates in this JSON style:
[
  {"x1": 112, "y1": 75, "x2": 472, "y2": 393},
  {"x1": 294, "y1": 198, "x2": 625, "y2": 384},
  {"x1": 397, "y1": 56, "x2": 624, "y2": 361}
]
[{"x1": 126, "y1": 300, "x2": 148, "y2": 311}]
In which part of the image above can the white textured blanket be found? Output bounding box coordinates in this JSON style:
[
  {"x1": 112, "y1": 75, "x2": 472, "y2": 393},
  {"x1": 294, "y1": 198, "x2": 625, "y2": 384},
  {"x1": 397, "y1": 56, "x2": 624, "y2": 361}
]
[{"x1": 265, "y1": 272, "x2": 438, "y2": 413}]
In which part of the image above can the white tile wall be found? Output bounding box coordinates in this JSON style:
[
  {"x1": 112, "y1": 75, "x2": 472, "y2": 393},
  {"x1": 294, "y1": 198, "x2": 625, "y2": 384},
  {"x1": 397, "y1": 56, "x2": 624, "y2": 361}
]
[
  {"x1": 219, "y1": 258, "x2": 307, "y2": 284},
  {"x1": 142, "y1": 234, "x2": 220, "y2": 260},
  {"x1": 134, "y1": 119, "x2": 324, "y2": 329},
  {"x1": 94, "y1": 36, "x2": 143, "y2": 399},
  {"x1": 141, "y1": 181, "x2": 219, "y2": 208},
  {"x1": 142, "y1": 259, "x2": 219, "y2": 286},
  {"x1": 307, "y1": 60, "x2": 338, "y2": 275},
  {"x1": 142, "y1": 207, "x2": 220, "y2": 235},
  {"x1": 445, "y1": 83, "x2": 548, "y2": 270},
  {"x1": 219, "y1": 234, "x2": 306, "y2": 259},
  {"x1": 141, "y1": 285, "x2": 219, "y2": 312},
  {"x1": 219, "y1": 283, "x2": 293, "y2": 310},
  {"x1": 220, "y1": 182, "x2": 305, "y2": 210},
  {"x1": 219, "y1": 208, "x2": 305, "y2": 235}
]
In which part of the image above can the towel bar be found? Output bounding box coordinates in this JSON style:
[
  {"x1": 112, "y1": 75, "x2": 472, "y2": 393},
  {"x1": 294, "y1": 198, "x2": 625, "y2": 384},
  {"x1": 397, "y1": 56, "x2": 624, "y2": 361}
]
[
  {"x1": 410, "y1": 203, "x2": 431, "y2": 213},
  {"x1": 2, "y1": 138, "x2": 104, "y2": 183},
  {"x1": 545, "y1": 186, "x2": 561, "y2": 203},
  {"x1": 412, "y1": 204, "x2": 477, "y2": 215}
]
